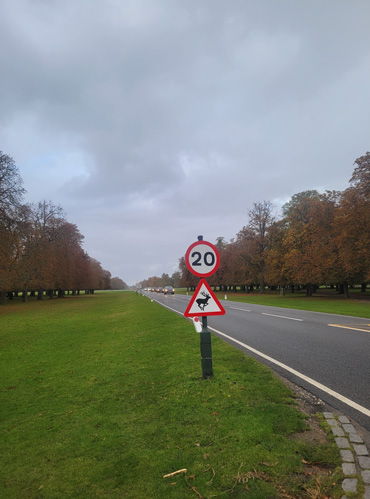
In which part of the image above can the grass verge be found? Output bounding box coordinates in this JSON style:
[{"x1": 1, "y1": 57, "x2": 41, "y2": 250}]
[{"x1": 1, "y1": 292, "x2": 342, "y2": 498}]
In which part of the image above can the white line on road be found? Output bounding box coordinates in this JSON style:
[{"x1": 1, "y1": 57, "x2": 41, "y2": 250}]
[
  {"x1": 229, "y1": 307, "x2": 251, "y2": 312},
  {"x1": 150, "y1": 300, "x2": 183, "y2": 316},
  {"x1": 261, "y1": 313, "x2": 303, "y2": 321},
  {"x1": 149, "y1": 296, "x2": 370, "y2": 417},
  {"x1": 208, "y1": 325, "x2": 370, "y2": 418}
]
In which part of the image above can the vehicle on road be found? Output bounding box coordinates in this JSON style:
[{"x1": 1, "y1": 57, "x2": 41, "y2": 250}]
[{"x1": 163, "y1": 286, "x2": 175, "y2": 295}]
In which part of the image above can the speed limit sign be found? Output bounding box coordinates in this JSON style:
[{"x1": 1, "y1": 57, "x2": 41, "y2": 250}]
[{"x1": 185, "y1": 240, "x2": 220, "y2": 277}]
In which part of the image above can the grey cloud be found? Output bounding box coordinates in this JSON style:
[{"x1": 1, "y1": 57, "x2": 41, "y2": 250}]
[{"x1": 1, "y1": 0, "x2": 369, "y2": 283}]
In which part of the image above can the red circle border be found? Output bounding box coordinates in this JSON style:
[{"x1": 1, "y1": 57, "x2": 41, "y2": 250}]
[{"x1": 185, "y1": 240, "x2": 220, "y2": 277}]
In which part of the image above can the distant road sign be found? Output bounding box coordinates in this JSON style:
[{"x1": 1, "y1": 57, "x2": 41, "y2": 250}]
[
  {"x1": 185, "y1": 240, "x2": 220, "y2": 277},
  {"x1": 184, "y1": 279, "x2": 225, "y2": 317}
]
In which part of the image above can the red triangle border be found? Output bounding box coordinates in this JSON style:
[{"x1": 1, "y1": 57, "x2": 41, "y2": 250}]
[{"x1": 184, "y1": 279, "x2": 226, "y2": 317}]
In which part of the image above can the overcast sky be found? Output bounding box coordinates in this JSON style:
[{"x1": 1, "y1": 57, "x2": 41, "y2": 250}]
[{"x1": 1, "y1": 0, "x2": 369, "y2": 285}]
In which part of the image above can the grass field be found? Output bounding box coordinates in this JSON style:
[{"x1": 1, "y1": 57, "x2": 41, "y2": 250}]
[{"x1": 0, "y1": 292, "x2": 343, "y2": 498}]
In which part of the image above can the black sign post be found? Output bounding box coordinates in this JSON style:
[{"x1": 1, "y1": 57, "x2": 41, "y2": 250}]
[{"x1": 184, "y1": 235, "x2": 225, "y2": 378}]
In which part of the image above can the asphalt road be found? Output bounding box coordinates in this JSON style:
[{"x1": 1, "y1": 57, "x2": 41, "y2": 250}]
[{"x1": 142, "y1": 290, "x2": 370, "y2": 431}]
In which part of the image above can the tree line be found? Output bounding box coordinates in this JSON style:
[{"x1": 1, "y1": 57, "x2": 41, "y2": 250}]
[
  {"x1": 0, "y1": 151, "x2": 127, "y2": 304},
  {"x1": 142, "y1": 152, "x2": 370, "y2": 297},
  {"x1": 141, "y1": 271, "x2": 182, "y2": 290}
]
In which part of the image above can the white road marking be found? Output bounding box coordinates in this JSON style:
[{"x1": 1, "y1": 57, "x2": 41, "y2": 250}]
[
  {"x1": 262, "y1": 313, "x2": 303, "y2": 321},
  {"x1": 151, "y1": 300, "x2": 183, "y2": 315},
  {"x1": 208, "y1": 325, "x2": 370, "y2": 418},
  {"x1": 229, "y1": 306, "x2": 251, "y2": 312},
  {"x1": 150, "y1": 295, "x2": 370, "y2": 417}
]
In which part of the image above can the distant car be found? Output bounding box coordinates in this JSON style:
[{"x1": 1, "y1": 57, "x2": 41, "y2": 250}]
[
  {"x1": 163, "y1": 286, "x2": 175, "y2": 295},
  {"x1": 156, "y1": 287, "x2": 163, "y2": 293}
]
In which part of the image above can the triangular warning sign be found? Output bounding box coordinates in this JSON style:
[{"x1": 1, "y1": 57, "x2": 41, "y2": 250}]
[{"x1": 184, "y1": 279, "x2": 226, "y2": 317}]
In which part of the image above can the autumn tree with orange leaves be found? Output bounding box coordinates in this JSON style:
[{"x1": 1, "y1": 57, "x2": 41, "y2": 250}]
[
  {"x1": 0, "y1": 152, "x2": 116, "y2": 304},
  {"x1": 333, "y1": 152, "x2": 370, "y2": 296},
  {"x1": 170, "y1": 152, "x2": 370, "y2": 297}
]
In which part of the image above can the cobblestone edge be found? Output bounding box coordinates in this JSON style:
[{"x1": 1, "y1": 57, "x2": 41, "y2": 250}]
[{"x1": 323, "y1": 412, "x2": 370, "y2": 498}]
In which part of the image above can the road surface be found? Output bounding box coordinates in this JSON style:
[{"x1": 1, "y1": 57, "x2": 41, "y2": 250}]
[{"x1": 142, "y1": 290, "x2": 370, "y2": 431}]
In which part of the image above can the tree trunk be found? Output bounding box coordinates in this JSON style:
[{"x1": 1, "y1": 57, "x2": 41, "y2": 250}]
[
  {"x1": 343, "y1": 282, "x2": 349, "y2": 298},
  {"x1": 361, "y1": 283, "x2": 367, "y2": 293},
  {"x1": 37, "y1": 289, "x2": 43, "y2": 300},
  {"x1": 22, "y1": 290, "x2": 28, "y2": 302},
  {"x1": 280, "y1": 286, "x2": 286, "y2": 296},
  {"x1": 0, "y1": 290, "x2": 6, "y2": 305},
  {"x1": 306, "y1": 283, "x2": 313, "y2": 297},
  {"x1": 259, "y1": 276, "x2": 265, "y2": 294}
]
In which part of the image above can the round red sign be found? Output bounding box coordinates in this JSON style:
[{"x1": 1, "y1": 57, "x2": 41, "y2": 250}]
[{"x1": 185, "y1": 240, "x2": 220, "y2": 277}]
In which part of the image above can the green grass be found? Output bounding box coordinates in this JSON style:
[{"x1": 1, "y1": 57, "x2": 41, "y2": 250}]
[{"x1": 0, "y1": 292, "x2": 342, "y2": 498}]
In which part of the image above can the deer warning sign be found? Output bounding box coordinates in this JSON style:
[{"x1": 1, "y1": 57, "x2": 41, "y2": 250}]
[{"x1": 184, "y1": 279, "x2": 225, "y2": 317}]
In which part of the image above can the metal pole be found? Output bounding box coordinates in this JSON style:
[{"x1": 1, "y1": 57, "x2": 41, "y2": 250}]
[
  {"x1": 200, "y1": 316, "x2": 213, "y2": 378},
  {"x1": 197, "y1": 235, "x2": 213, "y2": 378}
]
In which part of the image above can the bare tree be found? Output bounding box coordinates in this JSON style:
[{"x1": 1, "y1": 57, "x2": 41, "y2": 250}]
[
  {"x1": 0, "y1": 152, "x2": 26, "y2": 303},
  {"x1": 245, "y1": 201, "x2": 275, "y2": 293},
  {"x1": 0, "y1": 151, "x2": 26, "y2": 216},
  {"x1": 350, "y1": 151, "x2": 370, "y2": 198}
]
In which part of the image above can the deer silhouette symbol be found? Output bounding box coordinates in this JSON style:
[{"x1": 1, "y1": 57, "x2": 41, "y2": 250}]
[{"x1": 196, "y1": 291, "x2": 211, "y2": 311}]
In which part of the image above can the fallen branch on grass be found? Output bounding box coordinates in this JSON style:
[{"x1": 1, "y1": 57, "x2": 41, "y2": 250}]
[{"x1": 163, "y1": 468, "x2": 187, "y2": 478}]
